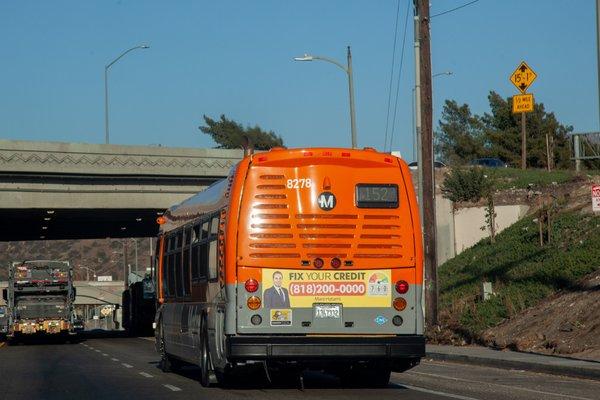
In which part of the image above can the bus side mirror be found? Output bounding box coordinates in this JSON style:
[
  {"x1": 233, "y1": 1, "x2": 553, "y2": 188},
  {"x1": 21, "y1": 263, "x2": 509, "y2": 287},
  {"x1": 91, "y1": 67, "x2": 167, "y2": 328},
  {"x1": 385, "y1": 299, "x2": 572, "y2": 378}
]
[
  {"x1": 71, "y1": 287, "x2": 76, "y2": 301},
  {"x1": 2, "y1": 288, "x2": 7, "y2": 301}
]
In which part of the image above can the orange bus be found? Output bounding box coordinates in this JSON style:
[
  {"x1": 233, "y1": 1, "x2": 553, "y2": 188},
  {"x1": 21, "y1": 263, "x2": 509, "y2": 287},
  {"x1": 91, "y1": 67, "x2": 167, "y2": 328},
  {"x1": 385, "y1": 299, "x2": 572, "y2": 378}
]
[{"x1": 154, "y1": 147, "x2": 424, "y2": 387}]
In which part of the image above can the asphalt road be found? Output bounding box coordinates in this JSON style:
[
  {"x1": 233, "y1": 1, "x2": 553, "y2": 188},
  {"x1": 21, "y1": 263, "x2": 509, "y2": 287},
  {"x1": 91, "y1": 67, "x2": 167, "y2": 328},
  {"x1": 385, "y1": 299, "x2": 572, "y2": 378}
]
[{"x1": 0, "y1": 337, "x2": 598, "y2": 400}]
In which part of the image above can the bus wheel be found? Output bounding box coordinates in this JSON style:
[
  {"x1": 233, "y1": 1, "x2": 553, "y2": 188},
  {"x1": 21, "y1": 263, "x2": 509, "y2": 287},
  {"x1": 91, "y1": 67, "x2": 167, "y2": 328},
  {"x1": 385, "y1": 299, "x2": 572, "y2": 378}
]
[{"x1": 199, "y1": 321, "x2": 216, "y2": 387}]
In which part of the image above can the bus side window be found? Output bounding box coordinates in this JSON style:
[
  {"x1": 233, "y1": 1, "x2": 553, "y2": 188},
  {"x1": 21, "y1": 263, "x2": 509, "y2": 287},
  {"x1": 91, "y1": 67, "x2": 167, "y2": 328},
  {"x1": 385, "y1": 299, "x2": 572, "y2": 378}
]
[
  {"x1": 183, "y1": 227, "x2": 191, "y2": 296},
  {"x1": 200, "y1": 243, "x2": 208, "y2": 279},
  {"x1": 191, "y1": 223, "x2": 201, "y2": 281},
  {"x1": 208, "y1": 240, "x2": 218, "y2": 281},
  {"x1": 201, "y1": 221, "x2": 209, "y2": 239},
  {"x1": 167, "y1": 242, "x2": 176, "y2": 297},
  {"x1": 192, "y1": 224, "x2": 200, "y2": 244},
  {"x1": 162, "y1": 237, "x2": 170, "y2": 296},
  {"x1": 210, "y1": 216, "x2": 219, "y2": 237},
  {"x1": 175, "y1": 229, "x2": 184, "y2": 298},
  {"x1": 177, "y1": 231, "x2": 183, "y2": 250}
]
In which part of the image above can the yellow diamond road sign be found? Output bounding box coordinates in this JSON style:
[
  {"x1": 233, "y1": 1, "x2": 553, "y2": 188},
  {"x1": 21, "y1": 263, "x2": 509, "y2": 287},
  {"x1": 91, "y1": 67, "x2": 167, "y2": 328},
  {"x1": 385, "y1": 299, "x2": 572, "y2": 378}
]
[
  {"x1": 510, "y1": 61, "x2": 537, "y2": 93},
  {"x1": 512, "y1": 93, "x2": 534, "y2": 113}
]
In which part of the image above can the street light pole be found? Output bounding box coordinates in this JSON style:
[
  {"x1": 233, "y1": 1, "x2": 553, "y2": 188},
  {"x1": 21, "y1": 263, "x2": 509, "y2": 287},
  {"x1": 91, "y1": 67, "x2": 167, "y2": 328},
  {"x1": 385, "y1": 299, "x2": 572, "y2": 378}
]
[
  {"x1": 294, "y1": 47, "x2": 358, "y2": 148},
  {"x1": 104, "y1": 44, "x2": 150, "y2": 144},
  {"x1": 346, "y1": 47, "x2": 357, "y2": 149}
]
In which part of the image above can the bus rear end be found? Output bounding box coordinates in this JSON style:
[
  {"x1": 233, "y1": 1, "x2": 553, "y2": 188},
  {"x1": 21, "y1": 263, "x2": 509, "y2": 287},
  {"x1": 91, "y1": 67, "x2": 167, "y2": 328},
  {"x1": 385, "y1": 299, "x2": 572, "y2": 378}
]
[{"x1": 230, "y1": 148, "x2": 424, "y2": 381}]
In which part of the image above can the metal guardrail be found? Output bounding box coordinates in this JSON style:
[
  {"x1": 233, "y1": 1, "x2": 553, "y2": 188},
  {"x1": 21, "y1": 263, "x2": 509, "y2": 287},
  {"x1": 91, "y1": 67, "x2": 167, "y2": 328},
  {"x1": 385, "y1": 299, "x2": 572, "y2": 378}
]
[{"x1": 571, "y1": 132, "x2": 600, "y2": 171}]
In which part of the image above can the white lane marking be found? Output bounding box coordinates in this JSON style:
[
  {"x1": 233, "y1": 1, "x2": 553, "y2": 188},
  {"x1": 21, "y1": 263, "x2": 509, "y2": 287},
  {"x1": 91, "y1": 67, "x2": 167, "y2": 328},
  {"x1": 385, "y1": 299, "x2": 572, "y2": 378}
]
[
  {"x1": 139, "y1": 337, "x2": 155, "y2": 342},
  {"x1": 122, "y1": 363, "x2": 133, "y2": 368},
  {"x1": 94, "y1": 349, "x2": 101, "y2": 353},
  {"x1": 408, "y1": 371, "x2": 595, "y2": 400},
  {"x1": 398, "y1": 384, "x2": 479, "y2": 400},
  {"x1": 88, "y1": 347, "x2": 95, "y2": 350},
  {"x1": 163, "y1": 384, "x2": 182, "y2": 392},
  {"x1": 139, "y1": 372, "x2": 153, "y2": 378},
  {"x1": 111, "y1": 358, "x2": 119, "y2": 362},
  {"x1": 102, "y1": 353, "x2": 108, "y2": 357}
]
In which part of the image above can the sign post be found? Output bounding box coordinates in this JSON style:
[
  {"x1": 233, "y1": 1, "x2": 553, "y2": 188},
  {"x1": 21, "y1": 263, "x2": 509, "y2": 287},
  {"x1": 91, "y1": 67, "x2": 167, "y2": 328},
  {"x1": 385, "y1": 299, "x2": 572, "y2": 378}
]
[
  {"x1": 593, "y1": 185, "x2": 600, "y2": 213},
  {"x1": 510, "y1": 61, "x2": 537, "y2": 170}
]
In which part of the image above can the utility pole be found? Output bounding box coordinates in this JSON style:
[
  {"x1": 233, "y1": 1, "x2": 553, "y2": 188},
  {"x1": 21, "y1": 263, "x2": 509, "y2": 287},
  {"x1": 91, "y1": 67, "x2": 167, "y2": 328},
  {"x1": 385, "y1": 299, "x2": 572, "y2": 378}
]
[
  {"x1": 414, "y1": 9, "x2": 423, "y2": 225},
  {"x1": 415, "y1": 0, "x2": 438, "y2": 327},
  {"x1": 597, "y1": 0, "x2": 600, "y2": 134}
]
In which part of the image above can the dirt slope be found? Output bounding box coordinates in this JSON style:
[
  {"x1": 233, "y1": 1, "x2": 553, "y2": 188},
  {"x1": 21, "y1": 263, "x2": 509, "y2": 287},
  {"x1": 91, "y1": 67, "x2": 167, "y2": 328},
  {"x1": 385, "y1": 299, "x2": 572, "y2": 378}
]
[{"x1": 482, "y1": 269, "x2": 600, "y2": 361}]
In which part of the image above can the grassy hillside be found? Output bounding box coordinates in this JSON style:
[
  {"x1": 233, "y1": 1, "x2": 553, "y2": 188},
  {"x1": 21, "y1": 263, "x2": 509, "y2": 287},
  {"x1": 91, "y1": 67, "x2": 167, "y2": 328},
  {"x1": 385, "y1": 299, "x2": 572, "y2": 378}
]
[
  {"x1": 439, "y1": 211, "x2": 600, "y2": 339},
  {"x1": 488, "y1": 168, "x2": 577, "y2": 189},
  {"x1": 0, "y1": 238, "x2": 152, "y2": 281}
]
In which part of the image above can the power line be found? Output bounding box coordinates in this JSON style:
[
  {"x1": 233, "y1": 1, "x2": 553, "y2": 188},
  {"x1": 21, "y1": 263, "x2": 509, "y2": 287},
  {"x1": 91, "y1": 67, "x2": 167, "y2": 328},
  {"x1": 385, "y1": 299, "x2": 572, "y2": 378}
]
[
  {"x1": 389, "y1": 0, "x2": 411, "y2": 152},
  {"x1": 430, "y1": 0, "x2": 480, "y2": 18},
  {"x1": 383, "y1": 0, "x2": 402, "y2": 152}
]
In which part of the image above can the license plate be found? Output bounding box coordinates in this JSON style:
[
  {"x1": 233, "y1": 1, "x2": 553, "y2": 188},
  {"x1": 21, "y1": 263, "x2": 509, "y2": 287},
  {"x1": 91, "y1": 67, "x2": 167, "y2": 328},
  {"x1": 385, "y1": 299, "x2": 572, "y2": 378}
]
[{"x1": 314, "y1": 304, "x2": 341, "y2": 319}]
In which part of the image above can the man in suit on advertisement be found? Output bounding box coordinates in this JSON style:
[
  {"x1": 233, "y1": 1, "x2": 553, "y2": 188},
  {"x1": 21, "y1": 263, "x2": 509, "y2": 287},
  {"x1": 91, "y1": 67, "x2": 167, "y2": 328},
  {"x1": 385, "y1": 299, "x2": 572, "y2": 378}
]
[{"x1": 263, "y1": 270, "x2": 290, "y2": 308}]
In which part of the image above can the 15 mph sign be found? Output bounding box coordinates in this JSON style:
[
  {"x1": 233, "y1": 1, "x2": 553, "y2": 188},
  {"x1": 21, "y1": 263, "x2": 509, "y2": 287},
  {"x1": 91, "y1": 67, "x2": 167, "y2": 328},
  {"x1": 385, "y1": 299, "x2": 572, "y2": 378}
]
[{"x1": 593, "y1": 185, "x2": 600, "y2": 213}]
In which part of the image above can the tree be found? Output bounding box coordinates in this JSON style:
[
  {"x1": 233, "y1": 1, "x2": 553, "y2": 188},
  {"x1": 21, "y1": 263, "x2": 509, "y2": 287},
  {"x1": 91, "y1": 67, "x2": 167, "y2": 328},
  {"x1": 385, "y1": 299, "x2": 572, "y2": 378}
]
[
  {"x1": 436, "y1": 92, "x2": 574, "y2": 169},
  {"x1": 199, "y1": 114, "x2": 284, "y2": 150},
  {"x1": 435, "y1": 100, "x2": 486, "y2": 165},
  {"x1": 481, "y1": 91, "x2": 573, "y2": 169}
]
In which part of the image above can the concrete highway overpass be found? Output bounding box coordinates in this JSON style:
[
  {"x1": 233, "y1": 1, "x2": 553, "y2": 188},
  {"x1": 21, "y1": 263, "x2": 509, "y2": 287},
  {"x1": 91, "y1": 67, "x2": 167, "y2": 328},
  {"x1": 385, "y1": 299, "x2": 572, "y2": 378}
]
[{"x1": 0, "y1": 140, "x2": 242, "y2": 241}]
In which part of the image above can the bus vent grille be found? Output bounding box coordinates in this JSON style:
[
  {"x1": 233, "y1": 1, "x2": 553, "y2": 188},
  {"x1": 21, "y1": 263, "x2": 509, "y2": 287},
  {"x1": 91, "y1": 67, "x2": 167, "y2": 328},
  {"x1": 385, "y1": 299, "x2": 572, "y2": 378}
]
[{"x1": 248, "y1": 175, "x2": 406, "y2": 260}]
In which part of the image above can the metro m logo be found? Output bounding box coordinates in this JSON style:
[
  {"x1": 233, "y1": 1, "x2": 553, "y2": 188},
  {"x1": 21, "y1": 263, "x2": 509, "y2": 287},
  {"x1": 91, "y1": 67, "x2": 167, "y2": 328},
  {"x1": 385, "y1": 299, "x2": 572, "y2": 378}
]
[{"x1": 317, "y1": 192, "x2": 336, "y2": 211}]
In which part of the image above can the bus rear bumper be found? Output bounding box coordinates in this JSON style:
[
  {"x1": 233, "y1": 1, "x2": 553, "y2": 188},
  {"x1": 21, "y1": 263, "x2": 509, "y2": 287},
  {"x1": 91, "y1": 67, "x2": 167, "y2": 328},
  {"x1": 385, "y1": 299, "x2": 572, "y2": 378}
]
[{"x1": 227, "y1": 335, "x2": 425, "y2": 361}]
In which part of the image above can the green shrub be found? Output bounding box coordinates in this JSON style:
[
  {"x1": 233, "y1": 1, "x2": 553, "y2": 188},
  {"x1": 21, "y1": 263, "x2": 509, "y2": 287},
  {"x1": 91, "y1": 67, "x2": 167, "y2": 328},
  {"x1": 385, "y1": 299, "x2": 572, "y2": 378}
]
[{"x1": 441, "y1": 167, "x2": 492, "y2": 203}]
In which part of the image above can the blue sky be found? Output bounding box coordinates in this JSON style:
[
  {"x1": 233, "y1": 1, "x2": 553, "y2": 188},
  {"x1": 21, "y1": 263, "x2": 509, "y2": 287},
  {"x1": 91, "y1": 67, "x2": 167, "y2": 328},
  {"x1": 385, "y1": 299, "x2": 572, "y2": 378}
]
[{"x1": 0, "y1": 1, "x2": 597, "y2": 161}]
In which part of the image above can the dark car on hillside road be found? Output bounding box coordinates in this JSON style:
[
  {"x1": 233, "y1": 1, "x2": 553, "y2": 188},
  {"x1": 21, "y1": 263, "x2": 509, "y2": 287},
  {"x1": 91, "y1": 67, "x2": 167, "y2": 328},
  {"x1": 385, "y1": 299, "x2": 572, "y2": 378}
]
[{"x1": 470, "y1": 158, "x2": 508, "y2": 168}]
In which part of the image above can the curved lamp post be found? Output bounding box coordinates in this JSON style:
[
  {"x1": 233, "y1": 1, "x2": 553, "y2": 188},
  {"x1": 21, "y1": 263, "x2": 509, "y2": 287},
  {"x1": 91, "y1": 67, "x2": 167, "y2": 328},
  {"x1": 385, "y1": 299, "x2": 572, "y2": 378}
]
[
  {"x1": 294, "y1": 46, "x2": 357, "y2": 148},
  {"x1": 104, "y1": 45, "x2": 150, "y2": 144}
]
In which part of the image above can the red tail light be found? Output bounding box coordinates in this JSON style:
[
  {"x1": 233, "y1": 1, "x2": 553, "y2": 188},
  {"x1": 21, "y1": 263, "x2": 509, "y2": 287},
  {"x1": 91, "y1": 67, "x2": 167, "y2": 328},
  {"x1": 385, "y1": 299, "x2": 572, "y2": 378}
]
[
  {"x1": 331, "y1": 258, "x2": 341, "y2": 268},
  {"x1": 395, "y1": 280, "x2": 409, "y2": 294},
  {"x1": 313, "y1": 258, "x2": 324, "y2": 269},
  {"x1": 245, "y1": 278, "x2": 259, "y2": 293}
]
